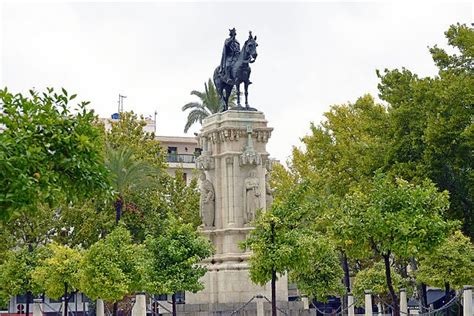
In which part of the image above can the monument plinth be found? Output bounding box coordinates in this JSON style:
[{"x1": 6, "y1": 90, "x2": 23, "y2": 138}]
[{"x1": 187, "y1": 110, "x2": 288, "y2": 305}]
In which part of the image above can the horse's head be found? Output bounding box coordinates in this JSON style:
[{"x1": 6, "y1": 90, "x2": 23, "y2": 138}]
[{"x1": 244, "y1": 31, "x2": 258, "y2": 63}]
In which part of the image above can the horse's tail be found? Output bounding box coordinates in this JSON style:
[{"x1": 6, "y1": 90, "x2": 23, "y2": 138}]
[{"x1": 213, "y1": 67, "x2": 221, "y2": 91}]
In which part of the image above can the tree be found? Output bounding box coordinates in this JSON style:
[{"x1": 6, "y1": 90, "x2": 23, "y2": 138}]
[
  {"x1": 289, "y1": 234, "x2": 344, "y2": 302},
  {"x1": 79, "y1": 226, "x2": 146, "y2": 316},
  {"x1": 282, "y1": 94, "x2": 390, "y2": 297},
  {"x1": 182, "y1": 79, "x2": 237, "y2": 132},
  {"x1": 105, "y1": 146, "x2": 159, "y2": 224},
  {"x1": 245, "y1": 186, "x2": 343, "y2": 311},
  {"x1": 32, "y1": 243, "x2": 82, "y2": 316},
  {"x1": 339, "y1": 174, "x2": 454, "y2": 316},
  {"x1": 145, "y1": 217, "x2": 213, "y2": 316},
  {"x1": 377, "y1": 24, "x2": 474, "y2": 237},
  {"x1": 353, "y1": 261, "x2": 407, "y2": 306},
  {"x1": 0, "y1": 246, "x2": 44, "y2": 316},
  {"x1": 416, "y1": 230, "x2": 474, "y2": 305},
  {"x1": 0, "y1": 88, "x2": 110, "y2": 222},
  {"x1": 157, "y1": 170, "x2": 200, "y2": 228},
  {"x1": 105, "y1": 111, "x2": 166, "y2": 169}
]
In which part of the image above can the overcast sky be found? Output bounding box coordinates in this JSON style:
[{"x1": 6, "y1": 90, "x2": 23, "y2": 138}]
[{"x1": 1, "y1": 1, "x2": 472, "y2": 162}]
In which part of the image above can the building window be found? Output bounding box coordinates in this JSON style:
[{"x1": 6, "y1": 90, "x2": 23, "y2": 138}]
[
  {"x1": 194, "y1": 148, "x2": 202, "y2": 156},
  {"x1": 175, "y1": 292, "x2": 185, "y2": 304}
]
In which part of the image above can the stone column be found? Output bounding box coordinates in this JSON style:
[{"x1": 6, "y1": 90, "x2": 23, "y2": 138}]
[
  {"x1": 463, "y1": 286, "x2": 473, "y2": 316},
  {"x1": 377, "y1": 303, "x2": 383, "y2": 316},
  {"x1": 400, "y1": 288, "x2": 408, "y2": 316},
  {"x1": 365, "y1": 291, "x2": 373, "y2": 316},
  {"x1": 33, "y1": 299, "x2": 42, "y2": 316},
  {"x1": 348, "y1": 293, "x2": 355, "y2": 316},
  {"x1": 131, "y1": 293, "x2": 146, "y2": 316},
  {"x1": 256, "y1": 295, "x2": 264, "y2": 316},
  {"x1": 96, "y1": 299, "x2": 104, "y2": 316}
]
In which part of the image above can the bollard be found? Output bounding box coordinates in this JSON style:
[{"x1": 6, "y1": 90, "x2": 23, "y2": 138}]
[
  {"x1": 348, "y1": 293, "x2": 355, "y2": 316},
  {"x1": 131, "y1": 293, "x2": 146, "y2": 316},
  {"x1": 256, "y1": 295, "x2": 264, "y2": 316},
  {"x1": 96, "y1": 299, "x2": 104, "y2": 316},
  {"x1": 302, "y1": 296, "x2": 309, "y2": 310},
  {"x1": 33, "y1": 299, "x2": 42, "y2": 316},
  {"x1": 365, "y1": 290, "x2": 373, "y2": 316},
  {"x1": 463, "y1": 286, "x2": 473, "y2": 316},
  {"x1": 400, "y1": 288, "x2": 408, "y2": 316}
]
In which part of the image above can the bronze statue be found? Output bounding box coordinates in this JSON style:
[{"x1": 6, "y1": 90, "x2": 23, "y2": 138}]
[{"x1": 214, "y1": 29, "x2": 258, "y2": 111}]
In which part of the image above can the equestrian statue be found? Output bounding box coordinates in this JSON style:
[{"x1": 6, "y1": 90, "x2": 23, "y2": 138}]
[{"x1": 213, "y1": 28, "x2": 259, "y2": 111}]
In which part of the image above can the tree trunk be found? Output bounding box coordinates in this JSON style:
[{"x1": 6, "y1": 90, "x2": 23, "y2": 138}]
[
  {"x1": 270, "y1": 221, "x2": 277, "y2": 316},
  {"x1": 171, "y1": 294, "x2": 177, "y2": 316},
  {"x1": 115, "y1": 197, "x2": 123, "y2": 224},
  {"x1": 341, "y1": 251, "x2": 351, "y2": 315},
  {"x1": 113, "y1": 302, "x2": 118, "y2": 316},
  {"x1": 25, "y1": 291, "x2": 31, "y2": 316},
  {"x1": 383, "y1": 254, "x2": 400, "y2": 316},
  {"x1": 64, "y1": 283, "x2": 68, "y2": 316},
  {"x1": 271, "y1": 269, "x2": 277, "y2": 316},
  {"x1": 445, "y1": 282, "x2": 451, "y2": 316}
]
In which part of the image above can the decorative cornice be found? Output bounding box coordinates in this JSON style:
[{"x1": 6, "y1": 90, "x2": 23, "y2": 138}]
[{"x1": 202, "y1": 127, "x2": 272, "y2": 144}]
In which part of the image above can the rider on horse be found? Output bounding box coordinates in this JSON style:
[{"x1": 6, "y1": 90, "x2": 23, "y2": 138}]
[{"x1": 220, "y1": 28, "x2": 240, "y2": 85}]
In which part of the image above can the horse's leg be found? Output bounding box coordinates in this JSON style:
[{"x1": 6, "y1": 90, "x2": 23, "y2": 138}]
[
  {"x1": 236, "y1": 83, "x2": 241, "y2": 107},
  {"x1": 244, "y1": 81, "x2": 249, "y2": 109},
  {"x1": 224, "y1": 86, "x2": 229, "y2": 111}
]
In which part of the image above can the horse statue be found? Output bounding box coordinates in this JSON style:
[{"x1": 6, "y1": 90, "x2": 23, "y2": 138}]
[{"x1": 213, "y1": 31, "x2": 258, "y2": 111}]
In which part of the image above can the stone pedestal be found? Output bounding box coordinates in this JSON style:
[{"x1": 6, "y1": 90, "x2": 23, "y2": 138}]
[{"x1": 187, "y1": 110, "x2": 288, "y2": 304}]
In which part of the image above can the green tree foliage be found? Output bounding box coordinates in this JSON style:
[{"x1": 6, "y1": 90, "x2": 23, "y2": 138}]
[
  {"x1": 182, "y1": 79, "x2": 237, "y2": 132},
  {"x1": 145, "y1": 217, "x2": 212, "y2": 315},
  {"x1": 32, "y1": 243, "x2": 82, "y2": 316},
  {"x1": 0, "y1": 88, "x2": 109, "y2": 222},
  {"x1": 79, "y1": 226, "x2": 146, "y2": 303},
  {"x1": 353, "y1": 261, "x2": 406, "y2": 304},
  {"x1": 377, "y1": 23, "x2": 474, "y2": 237},
  {"x1": 105, "y1": 146, "x2": 159, "y2": 224},
  {"x1": 51, "y1": 200, "x2": 114, "y2": 248},
  {"x1": 105, "y1": 111, "x2": 166, "y2": 169},
  {"x1": 0, "y1": 246, "x2": 44, "y2": 305},
  {"x1": 340, "y1": 174, "x2": 453, "y2": 316},
  {"x1": 159, "y1": 170, "x2": 200, "y2": 227},
  {"x1": 289, "y1": 234, "x2": 344, "y2": 302},
  {"x1": 284, "y1": 95, "x2": 390, "y2": 292},
  {"x1": 244, "y1": 182, "x2": 342, "y2": 311},
  {"x1": 416, "y1": 230, "x2": 474, "y2": 290},
  {"x1": 291, "y1": 94, "x2": 389, "y2": 197}
]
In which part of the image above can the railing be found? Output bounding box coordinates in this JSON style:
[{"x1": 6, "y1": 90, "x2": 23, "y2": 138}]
[{"x1": 166, "y1": 154, "x2": 196, "y2": 163}]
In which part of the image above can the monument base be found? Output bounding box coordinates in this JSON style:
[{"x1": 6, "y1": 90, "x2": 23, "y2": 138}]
[{"x1": 186, "y1": 260, "x2": 288, "y2": 304}]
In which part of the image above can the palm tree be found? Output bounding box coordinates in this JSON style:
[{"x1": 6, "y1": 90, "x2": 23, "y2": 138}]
[
  {"x1": 182, "y1": 78, "x2": 237, "y2": 133},
  {"x1": 105, "y1": 145, "x2": 158, "y2": 224}
]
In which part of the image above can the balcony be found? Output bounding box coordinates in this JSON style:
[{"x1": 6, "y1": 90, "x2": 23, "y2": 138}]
[{"x1": 166, "y1": 153, "x2": 196, "y2": 163}]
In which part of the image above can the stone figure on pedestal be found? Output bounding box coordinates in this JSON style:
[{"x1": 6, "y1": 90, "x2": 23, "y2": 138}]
[
  {"x1": 265, "y1": 172, "x2": 274, "y2": 209},
  {"x1": 199, "y1": 172, "x2": 215, "y2": 228},
  {"x1": 244, "y1": 170, "x2": 260, "y2": 223}
]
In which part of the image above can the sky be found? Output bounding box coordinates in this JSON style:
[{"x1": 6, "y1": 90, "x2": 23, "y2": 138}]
[{"x1": 1, "y1": 1, "x2": 472, "y2": 163}]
